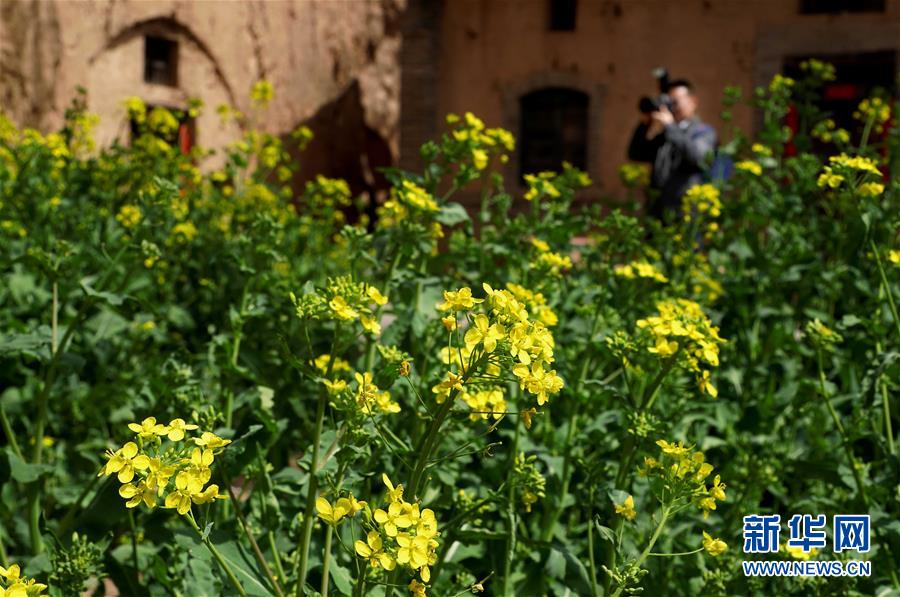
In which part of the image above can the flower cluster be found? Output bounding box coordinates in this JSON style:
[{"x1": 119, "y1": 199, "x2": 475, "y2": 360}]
[
  {"x1": 619, "y1": 163, "x2": 651, "y2": 188},
  {"x1": 523, "y1": 171, "x2": 561, "y2": 202},
  {"x1": 614, "y1": 260, "x2": 669, "y2": 283},
  {"x1": 116, "y1": 204, "x2": 142, "y2": 229},
  {"x1": 854, "y1": 97, "x2": 891, "y2": 132},
  {"x1": 510, "y1": 453, "x2": 546, "y2": 513},
  {"x1": 354, "y1": 475, "x2": 440, "y2": 589},
  {"x1": 734, "y1": 160, "x2": 762, "y2": 176},
  {"x1": 376, "y1": 180, "x2": 444, "y2": 245},
  {"x1": 445, "y1": 112, "x2": 515, "y2": 171},
  {"x1": 639, "y1": 440, "x2": 727, "y2": 519},
  {"x1": 817, "y1": 153, "x2": 883, "y2": 192},
  {"x1": 250, "y1": 79, "x2": 274, "y2": 106},
  {"x1": 805, "y1": 319, "x2": 843, "y2": 352},
  {"x1": 682, "y1": 184, "x2": 722, "y2": 221},
  {"x1": 0, "y1": 564, "x2": 47, "y2": 596},
  {"x1": 635, "y1": 299, "x2": 726, "y2": 398},
  {"x1": 799, "y1": 58, "x2": 836, "y2": 82},
  {"x1": 811, "y1": 119, "x2": 850, "y2": 145},
  {"x1": 291, "y1": 276, "x2": 388, "y2": 336},
  {"x1": 436, "y1": 284, "x2": 564, "y2": 408},
  {"x1": 300, "y1": 175, "x2": 352, "y2": 226},
  {"x1": 506, "y1": 282, "x2": 558, "y2": 327},
  {"x1": 98, "y1": 417, "x2": 230, "y2": 515}
]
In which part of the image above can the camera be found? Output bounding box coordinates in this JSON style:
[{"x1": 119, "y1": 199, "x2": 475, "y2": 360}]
[{"x1": 638, "y1": 67, "x2": 673, "y2": 114}]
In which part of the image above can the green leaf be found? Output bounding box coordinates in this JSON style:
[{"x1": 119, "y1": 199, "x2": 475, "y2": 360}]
[
  {"x1": 7, "y1": 448, "x2": 50, "y2": 483},
  {"x1": 80, "y1": 279, "x2": 125, "y2": 306},
  {"x1": 436, "y1": 202, "x2": 471, "y2": 226},
  {"x1": 330, "y1": 563, "x2": 353, "y2": 595},
  {"x1": 0, "y1": 329, "x2": 51, "y2": 360}
]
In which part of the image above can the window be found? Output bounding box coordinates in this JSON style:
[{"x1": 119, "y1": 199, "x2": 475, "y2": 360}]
[
  {"x1": 144, "y1": 36, "x2": 178, "y2": 86},
  {"x1": 519, "y1": 87, "x2": 588, "y2": 178},
  {"x1": 799, "y1": 0, "x2": 885, "y2": 14},
  {"x1": 549, "y1": 0, "x2": 577, "y2": 31}
]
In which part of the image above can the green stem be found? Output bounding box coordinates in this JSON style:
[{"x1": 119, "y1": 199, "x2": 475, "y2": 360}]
[
  {"x1": 269, "y1": 531, "x2": 287, "y2": 588},
  {"x1": 188, "y1": 514, "x2": 248, "y2": 597},
  {"x1": 128, "y1": 509, "x2": 140, "y2": 586},
  {"x1": 871, "y1": 240, "x2": 900, "y2": 340},
  {"x1": 406, "y1": 382, "x2": 466, "y2": 498},
  {"x1": 226, "y1": 283, "x2": 250, "y2": 429},
  {"x1": 227, "y1": 484, "x2": 284, "y2": 597},
  {"x1": 647, "y1": 547, "x2": 703, "y2": 557},
  {"x1": 587, "y1": 511, "x2": 599, "y2": 597},
  {"x1": 353, "y1": 561, "x2": 368, "y2": 597},
  {"x1": 816, "y1": 350, "x2": 868, "y2": 507},
  {"x1": 294, "y1": 329, "x2": 340, "y2": 593},
  {"x1": 502, "y1": 419, "x2": 522, "y2": 595},
  {"x1": 321, "y1": 525, "x2": 333, "y2": 597},
  {"x1": 0, "y1": 405, "x2": 22, "y2": 460},
  {"x1": 609, "y1": 507, "x2": 670, "y2": 597},
  {"x1": 881, "y1": 379, "x2": 895, "y2": 456}
]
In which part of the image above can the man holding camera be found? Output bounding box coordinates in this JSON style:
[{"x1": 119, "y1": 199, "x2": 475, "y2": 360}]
[{"x1": 627, "y1": 76, "x2": 717, "y2": 222}]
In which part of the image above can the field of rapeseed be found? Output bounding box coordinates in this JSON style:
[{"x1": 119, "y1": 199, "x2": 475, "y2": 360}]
[{"x1": 1, "y1": 64, "x2": 899, "y2": 596}]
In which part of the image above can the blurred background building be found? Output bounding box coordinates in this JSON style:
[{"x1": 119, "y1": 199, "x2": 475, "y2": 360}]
[{"x1": 3, "y1": 0, "x2": 900, "y2": 201}]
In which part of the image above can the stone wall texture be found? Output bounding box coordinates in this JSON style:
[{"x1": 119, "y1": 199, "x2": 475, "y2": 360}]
[{"x1": 1, "y1": 0, "x2": 404, "y2": 193}]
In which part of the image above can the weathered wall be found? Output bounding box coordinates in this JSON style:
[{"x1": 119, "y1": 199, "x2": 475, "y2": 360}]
[
  {"x1": 0, "y1": 0, "x2": 403, "y2": 189},
  {"x1": 426, "y1": 0, "x2": 900, "y2": 200}
]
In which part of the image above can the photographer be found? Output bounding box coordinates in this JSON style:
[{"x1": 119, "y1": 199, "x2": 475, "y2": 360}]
[{"x1": 627, "y1": 77, "x2": 717, "y2": 222}]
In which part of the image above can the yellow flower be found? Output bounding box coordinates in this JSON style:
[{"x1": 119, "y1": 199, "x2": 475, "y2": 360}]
[
  {"x1": 530, "y1": 237, "x2": 550, "y2": 253},
  {"x1": 355, "y1": 531, "x2": 396, "y2": 570},
  {"x1": 859, "y1": 182, "x2": 884, "y2": 197},
  {"x1": 472, "y1": 148, "x2": 488, "y2": 170},
  {"x1": 166, "y1": 418, "x2": 198, "y2": 442},
  {"x1": 119, "y1": 481, "x2": 157, "y2": 509},
  {"x1": 396, "y1": 532, "x2": 431, "y2": 569},
  {"x1": 316, "y1": 496, "x2": 350, "y2": 525},
  {"x1": 702, "y1": 531, "x2": 727, "y2": 556},
  {"x1": 409, "y1": 578, "x2": 427, "y2": 597},
  {"x1": 698, "y1": 370, "x2": 718, "y2": 398},
  {"x1": 614, "y1": 495, "x2": 637, "y2": 520},
  {"x1": 708, "y1": 475, "x2": 727, "y2": 501},
  {"x1": 164, "y1": 474, "x2": 196, "y2": 515},
  {"x1": 329, "y1": 295, "x2": 359, "y2": 321},
  {"x1": 374, "y1": 501, "x2": 415, "y2": 536},
  {"x1": 751, "y1": 143, "x2": 772, "y2": 157},
  {"x1": 437, "y1": 287, "x2": 483, "y2": 312},
  {"x1": 192, "y1": 431, "x2": 232, "y2": 450},
  {"x1": 735, "y1": 160, "x2": 762, "y2": 176},
  {"x1": 464, "y1": 314, "x2": 505, "y2": 353},
  {"x1": 383, "y1": 473, "x2": 404, "y2": 503},
  {"x1": 441, "y1": 315, "x2": 456, "y2": 331},
  {"x1": 361, "y1": 315, "x2": 382, "y2": 336},
  {"x1": 367, "y1": 286, "x2": 389, "y2": 306},
  {"x1": 656, "y1": 439, "x2": 689, "y2": 456},
  {"x1": 889, "y1": 250, "x2": 900, "y2": 265},
  {"x1": 128, "y1": 416, "x2": 168, "y2": 440},
  {"x1": 648, "y1": 336, "x2": 679, "y2": 357},
  {"x1": 251, "y1": 80, "x2": 274, "y2": 105},
  {"x1": 171, "y1": 221, "x2": 198, "y2": 242},
  {"x1": 101, "y1": 442, "x2": 150, "y2": 483},
  {"x1": 116, "y1": 204, "x2": 142, "y2": 229},
  {"x1": 323, "y1": 379, "x2": 347, "y2": 394}
]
